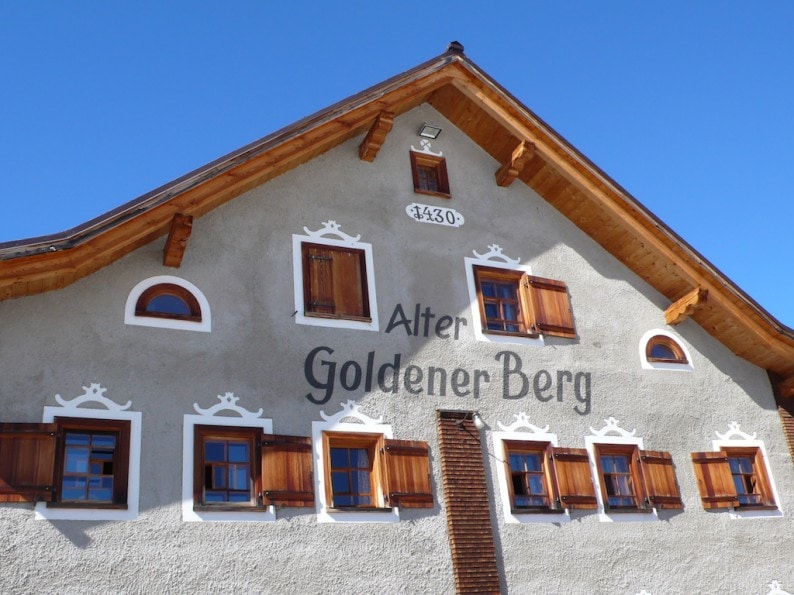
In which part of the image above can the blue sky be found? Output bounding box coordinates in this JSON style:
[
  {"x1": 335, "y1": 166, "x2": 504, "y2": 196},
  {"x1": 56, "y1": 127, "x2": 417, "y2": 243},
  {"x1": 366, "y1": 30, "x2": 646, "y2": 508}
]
[{"x1": 1, "y1": 2, "x2": 792, "y2": 326}]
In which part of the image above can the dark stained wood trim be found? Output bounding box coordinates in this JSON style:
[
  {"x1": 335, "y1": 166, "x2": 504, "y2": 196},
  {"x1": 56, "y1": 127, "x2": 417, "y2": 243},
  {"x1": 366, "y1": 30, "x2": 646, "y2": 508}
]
[
  {"x1": 358, "y1": 111, "x2": 395, "y2": 162},
  {"x1": 162, "y1": 214, "x2": 193, "y2": 268},
  {"x1": 436, "y1": 410, "x2": 501, "y2": 594}
]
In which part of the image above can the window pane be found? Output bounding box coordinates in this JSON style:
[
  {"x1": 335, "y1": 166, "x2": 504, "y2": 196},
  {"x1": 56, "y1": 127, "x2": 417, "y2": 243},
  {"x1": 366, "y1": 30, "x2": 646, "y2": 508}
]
[
  {"x1": 92, "y1": 435, "x2": 116, "y2": 448},
  {"x1": 227, "y1": 442, "x2": 249, "y2": 463},
  {"x1": 330, "y1": 447, "x2": 349, "y2": 469},
  {"x1": 228, "y1": 465, "x2": 250, "y2": 490},
  {"x1": 481, "y1": 282, "x2": 496, "y2": 298},
  {"x1": 205, "y1": 441, "x2": 226, "y2": 462},
  {"x1": 349, "y1": 448, "x2": 369, "y2": 468},
  {"x1": 64, "y1": 447, "x2": 89, "y2": 473},
  {"x1": 146, "y1": 294, "x2": 191, "y2": 315},
  {"x1": 65, "y1": 433, "x2": 90, "y2": 446},
  {"x1": 331, "y1": 471, "x2": 350, "y2": 493},
  {"x1": 496, "y1": 283, "x2": 514, "y2": 299},
  {"x1": 212, "y1": 466, "x2": 227, "y2": 489},
  {"x1": 650, "y1": 343, "x2": 677, "y2": 359}
]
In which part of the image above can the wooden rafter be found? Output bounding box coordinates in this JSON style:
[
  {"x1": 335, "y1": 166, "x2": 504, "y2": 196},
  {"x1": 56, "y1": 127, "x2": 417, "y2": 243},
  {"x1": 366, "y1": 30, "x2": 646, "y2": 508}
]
[
  {"x1": 665, "y1": 287, "x2": 708, "y2": 325},
  {"x1": 495, "y1": 140, "x2": 535, "y2": 187},
  {"x1": 779, "y1": 376, "x2": 794, "y2": 399},
  {"x1": 162, "y1": 214, "x2": 193, "y2": 268},
  {"x1": 358, "y1": 111, "x2": 395, "y2": 162}
]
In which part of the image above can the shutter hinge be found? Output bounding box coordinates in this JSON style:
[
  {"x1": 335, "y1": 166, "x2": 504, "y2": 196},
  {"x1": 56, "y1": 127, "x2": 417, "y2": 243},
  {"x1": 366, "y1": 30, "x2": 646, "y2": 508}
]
[{"x1": 308, "y1": 255, "x2": 333, "y2": 261}]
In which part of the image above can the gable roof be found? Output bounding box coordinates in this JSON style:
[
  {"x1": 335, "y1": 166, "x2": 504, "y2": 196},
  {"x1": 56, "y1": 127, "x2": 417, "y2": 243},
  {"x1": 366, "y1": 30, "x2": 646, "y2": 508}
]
[{"x1": 2, "y1": 42, "x2": 793, "y2": 396}]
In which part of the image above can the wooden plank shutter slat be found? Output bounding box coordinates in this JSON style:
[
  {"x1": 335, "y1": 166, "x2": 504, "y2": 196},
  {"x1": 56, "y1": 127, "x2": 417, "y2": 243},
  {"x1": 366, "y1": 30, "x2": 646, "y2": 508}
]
[
  {"x1": 260, "y1": 434, "x2": 314, "y2": 507},
  {"x1": 639, "y1": 450, "x2": 683, "y2": 509},
  {"x1": 526, "y1": 276, "x2": 576, "y2": 339},
  {"x1": 304, "y1": 245, "x2": 336, "y2": 315},
  {"x1": 333, "y1": 249, "x2": 367, "y2": 318},
  {"x1": 550, "y1": 447, "x2": 597, "y2": 509},
  {"x1": 0, "y1": 423, "x2": 58, "y2": 503},
  {"x1": 383, "y1": 439, "x2": 434, "y2": 508},
  {"x1": 690, "y1": 451, "x2": 739, "y2": 509}
]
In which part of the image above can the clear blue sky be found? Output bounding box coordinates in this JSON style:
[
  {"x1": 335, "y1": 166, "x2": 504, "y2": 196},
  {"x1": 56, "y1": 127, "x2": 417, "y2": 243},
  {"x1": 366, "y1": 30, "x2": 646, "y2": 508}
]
[{"x1": 1, "y1": 2, "x2": 792, "y2": 326}]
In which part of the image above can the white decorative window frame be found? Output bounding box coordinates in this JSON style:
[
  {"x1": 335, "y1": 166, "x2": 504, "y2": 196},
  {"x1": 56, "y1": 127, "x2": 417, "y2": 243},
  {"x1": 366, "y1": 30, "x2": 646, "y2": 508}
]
[
  {"x1": 492, "y1": 413, "x2": 570, "y2": 524},
  {"x1": 124, "y1": 275, "x2": 211, "y2": 332},
  {"x1": 585, "y1": 417, "x2": 657, "y2": 523},
  {"x1": 35, "y1": 383, "x2": 142, "y2": 522},
  {"x1": 312, "y1": 400, "x2": 397, "y2": 523},
  {"x1": 710, "y1": 422, "x2": 782, "y2": 519},
  {"x1": 182, "y1": 393, "x2": 274, "y2": 522},
  {"x1": 292, "y1": 221, "x2": 379, "y2": 332},
  {"x1": 464, "y1": 244, "x2": 544, "y2": 347},
  {"x1": 639, "y1": 329, "x2": 693, "y2": 371}
]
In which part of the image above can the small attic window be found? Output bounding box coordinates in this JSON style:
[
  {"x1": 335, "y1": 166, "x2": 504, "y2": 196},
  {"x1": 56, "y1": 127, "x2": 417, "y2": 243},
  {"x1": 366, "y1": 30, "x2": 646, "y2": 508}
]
[
  {"x1": 124, "y1": 275, "x2": 211, "y2": 332},
  {"x1": 410, "y1": 152, "x2": 450, "y2": 198},
  {"x1": 135, "y1": 284, "x2": 201, "y2": 322},
  {"x1": 646, "y1": 335, "x2": 687, "y2": 364}
]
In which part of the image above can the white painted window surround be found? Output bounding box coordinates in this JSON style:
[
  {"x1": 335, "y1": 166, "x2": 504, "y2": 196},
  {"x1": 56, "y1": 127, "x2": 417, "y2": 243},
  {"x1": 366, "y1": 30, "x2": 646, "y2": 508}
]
[
  {"x1": 639, "y1": 328, "x2": 693, "y2": 371},
  {"x1": 35, "y1": 383, "x2": 142, "y2": 522},
  {"x1": 464, "y1": 244, "x2": 544, "y2": 347},
  {"x1": 585, "y1": 418, "x2": 658, "y2": 523},
  {"x1": 182, "y1": 393, "x2": 274, "y2": 522},
  {"x1": 492, "y1": 413, "x2": 570, "y2": 524},
  {"x1": 292, "y1": 220, "x2": 379, "y2": 332},
  {"x1": 124, "y1": 275, "x2": 211, "y2": 332},
  {"x1": 312, "y1": 400, "x2": 398, "y2": 523}
]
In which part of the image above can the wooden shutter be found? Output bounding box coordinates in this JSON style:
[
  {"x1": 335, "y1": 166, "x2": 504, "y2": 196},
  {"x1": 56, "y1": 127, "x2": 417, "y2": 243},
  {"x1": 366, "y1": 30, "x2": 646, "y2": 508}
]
[
  {"x1": 260, "y1": 434, "x2": 314, "y2": 507},
  {"x1": 333, "y1": 248, "x2": 368, "y2": 318},
  {"x1": 690, "y1": 451, "x2": 739, "y2": 509},
  {"x1": 303, "y1": 243, "x2": 368, "y2": 319},
  {"x1": 549, "y1": 447, "x2": 597, "y2": 509},
  {"x1": 303, "y1": 244, "x2": 336, "y2": 315},
  {"x1": 0, "y1": 423, "x2": 58, "y2": 503},
  {"x1": 639, "y1": 450, "x2": 683, "y2": 509},
  {"x1": 526, "y1": 276, "x2": 576, "y2": 339},
  {"x1": 383, "y1": 439, "x2": 434, "y2": 508}
]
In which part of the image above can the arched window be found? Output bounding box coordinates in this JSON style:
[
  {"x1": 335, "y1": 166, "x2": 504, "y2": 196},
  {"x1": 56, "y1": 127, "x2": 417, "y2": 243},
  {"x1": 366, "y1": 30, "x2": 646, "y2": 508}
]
[
  {"x1": 646, "y1": 335, "x2": 687, "y2": 364},
  {"x1": 135, "y1": 283, "x2": 201, "y2": 322},
  {"x1": 125, "y1": 276, "x2": 211, "y2": 332}
]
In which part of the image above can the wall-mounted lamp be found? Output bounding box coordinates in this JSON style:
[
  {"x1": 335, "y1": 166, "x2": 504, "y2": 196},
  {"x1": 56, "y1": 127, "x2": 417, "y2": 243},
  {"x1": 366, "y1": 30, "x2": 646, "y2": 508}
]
[
  {"x1": 456, "y1": 411, "x2": 486, "y2": 432},
  {"x1": 418, "y1": 123, "x2": 443, "y2": 139}
]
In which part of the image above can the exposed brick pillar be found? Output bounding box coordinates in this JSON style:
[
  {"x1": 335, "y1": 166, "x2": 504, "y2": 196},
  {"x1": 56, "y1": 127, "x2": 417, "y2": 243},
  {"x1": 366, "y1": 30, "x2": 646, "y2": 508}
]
[{"x1": 436, "y1": 410, "x2": 501, "y2": 594}]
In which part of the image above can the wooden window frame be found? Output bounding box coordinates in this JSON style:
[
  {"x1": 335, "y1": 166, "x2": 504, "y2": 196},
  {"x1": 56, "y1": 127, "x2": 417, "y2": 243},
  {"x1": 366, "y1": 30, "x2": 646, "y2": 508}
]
[
  {"x1": 594, "y1": 444, "x2": 647, "y2": 512},
  {"x1": 503, "y1": 440, "x2": 556, "y2": 512},
  {"x1": 692, "y1": 446, "x2": 777, "y2": 511},
  {"x1": 193, "y1": 425, "x2": 263, "y2": 512},
  {"x1": 474, "y1": 265, "x2": 576, "y2": 339},
  {"x1": 51, "y1": 417, "x2": 131, "y2": 509},
  {"x1": 301, "y1": 242, "x2": 371, "y2": 322},
  {"x1": 323, "y1": 432, "x2": 385, "y2": 511},
  {"x1": 134, "y1": 283, "x2": 202, "y2": 322},
  {"x1": 646, "y1": 334, "x2": 688, "y2": 364},
  {"x1": 410, "y1": 151, "x2": 450, "y2": 198}
]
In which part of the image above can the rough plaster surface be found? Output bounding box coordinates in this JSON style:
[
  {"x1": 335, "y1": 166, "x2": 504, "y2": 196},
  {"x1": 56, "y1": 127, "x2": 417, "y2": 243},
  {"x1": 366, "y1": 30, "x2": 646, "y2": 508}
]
[{"x1": 0, "y1": 104, "x2": 792, "y2": 594}]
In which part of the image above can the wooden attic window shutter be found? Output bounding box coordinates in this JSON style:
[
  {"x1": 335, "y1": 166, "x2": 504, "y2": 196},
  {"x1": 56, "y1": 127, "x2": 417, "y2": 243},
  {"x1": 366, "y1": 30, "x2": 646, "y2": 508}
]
[
  {"x1": 0, "y1": 423, "x2": 58, "y2": 503},
  {"x1": 302, "y1": 243, "x2": 370, "y2": 320},
  {"x1": 690, "y1": 451, "x2": 739, "y2": 509},
  {"x1": 549, "y1": 447, "x2": 597, "y2": 509},
  {"x1": 260, "y1": 434, "x2": 315, "y2": 507},
  {"x1": 526, "y1": 276, "x2": 576, "y2": 339},
  {"x1": 639, "y1": 450, "x2": 683, "y2": 509},
  {"x1": 383, "y1": 439, "x2": 434, "y2": 508}
]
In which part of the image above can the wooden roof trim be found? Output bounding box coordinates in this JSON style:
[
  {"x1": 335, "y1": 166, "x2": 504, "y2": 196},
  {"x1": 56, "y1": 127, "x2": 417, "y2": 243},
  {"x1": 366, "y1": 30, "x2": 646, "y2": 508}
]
[{"x1": 358, "y1": 111, "x2": 395, "y2": 162}]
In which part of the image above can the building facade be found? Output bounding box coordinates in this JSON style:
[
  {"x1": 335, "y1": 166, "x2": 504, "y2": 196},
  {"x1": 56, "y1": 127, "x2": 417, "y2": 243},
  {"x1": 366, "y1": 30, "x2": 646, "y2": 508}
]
[{"x1": 2, "y1": 43, "x2": 794, "y2": 594}]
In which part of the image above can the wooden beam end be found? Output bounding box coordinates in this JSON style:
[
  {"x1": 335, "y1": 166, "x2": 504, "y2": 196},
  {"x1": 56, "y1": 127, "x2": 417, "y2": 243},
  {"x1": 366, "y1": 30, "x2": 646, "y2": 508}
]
[
  {"x1": 163, "y1": 214, "x2": 193, "y2": 268},
  {"x1": 665, "y1": 287, "x2": 708, "y2": 325},
  {"x1": 358, "y1": 111, "x2": 395, "y2": 162}
]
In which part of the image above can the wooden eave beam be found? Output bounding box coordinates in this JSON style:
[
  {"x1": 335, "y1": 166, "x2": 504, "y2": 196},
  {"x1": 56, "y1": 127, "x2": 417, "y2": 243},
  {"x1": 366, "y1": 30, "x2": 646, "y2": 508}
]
[
  {"x1": 495, "y1": 140, "x2": 535, "y2": 187},
  {"x1": 778, "y1": 376, "x2": 794, "y2": 399},
  {"x1": 358, "y1": 111, "x2": 395, "y2": 162},
  {"x1": 162, "y1": 214, "x2": 193, "y2": 267},
  {"x1": 665, "y1": 287, "x2": 708, "y2": 325}
]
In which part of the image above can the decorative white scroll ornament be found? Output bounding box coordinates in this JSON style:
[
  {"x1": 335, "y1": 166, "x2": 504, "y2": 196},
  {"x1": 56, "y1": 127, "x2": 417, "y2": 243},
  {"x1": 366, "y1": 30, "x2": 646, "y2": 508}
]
[
  {"x1": 193, "y1": 393, "x2": 264, "y2": 419},
  {"x1": 54, "y1": 383, "x2": 131, "y2": 411},
  {"x1": 302, "y1": 220, "x2": 361, "y2": 243},
  {"x1": 320, "y1": 399, "x2": 383, "y2": 425},
  {"x1": 589, "y1": 417, "x2": 636, "y2": 438},
  {"x1": 764, "y1": 580, "x2": 792, "y2": 595},
  {"x1": 472, "y1": 244, "x2": 521, "y2": 266},
  {"x1": 497, "y1": 412, "x2": 550, "y2": 435},
  {"x1": 715, "y1": 421, "x2": 757, "y2": 441},
  {"x1": 410, "y1": 139, "x2": 442, "y2": 156}
]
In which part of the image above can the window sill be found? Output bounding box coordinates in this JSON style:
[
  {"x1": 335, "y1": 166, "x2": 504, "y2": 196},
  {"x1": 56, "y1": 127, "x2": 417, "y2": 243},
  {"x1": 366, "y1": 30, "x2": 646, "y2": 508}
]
[
  {"x1": 735, "y1": 504, "x2": 778, "y2": 512},
  {"x1": 483, "y1": 329, "x2": 539, "y2": 339},
  {"x1": 604, "y1": 507, "x2": 653, "y2": 514},
  {"x1": 305, "y1": 312, "x2": 372, "y2": 323},
  {"x1": 511, "y1": 507, "x2": 563, "y2": 515},
  {"x1": 47, "y1": 502, "x2": 128, "y2": 510},
  {"x1": 413, "y1": 188, "x2": 451, "y2": 200},
  {"x1": 193, "y1": 505, "x2": 270, "y2": 513},
  {"x1": 327, "y1": 506, "x2": 393, "y2": 513}
]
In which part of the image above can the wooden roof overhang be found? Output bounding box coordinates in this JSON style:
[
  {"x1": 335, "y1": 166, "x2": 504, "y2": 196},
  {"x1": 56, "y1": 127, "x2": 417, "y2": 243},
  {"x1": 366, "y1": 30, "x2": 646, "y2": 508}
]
[{"x1": 1, "y1": 43, "x2": 793, "y2": 396}]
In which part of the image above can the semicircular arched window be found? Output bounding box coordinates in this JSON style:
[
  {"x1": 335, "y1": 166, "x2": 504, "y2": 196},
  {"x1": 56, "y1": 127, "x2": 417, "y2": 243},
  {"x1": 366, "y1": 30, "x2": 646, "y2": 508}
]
[
  {"x1": 135, "y1": 283, "x2": 202, "y2": 322},
  {"x1": 645, "y1": 335, "x2": 687, "y2": 364}
]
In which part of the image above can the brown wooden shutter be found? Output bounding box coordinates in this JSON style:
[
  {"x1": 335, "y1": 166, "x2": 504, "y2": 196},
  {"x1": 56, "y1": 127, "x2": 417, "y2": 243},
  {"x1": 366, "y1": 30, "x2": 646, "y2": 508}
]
[
  {"x1": 303, "y1": 244, "x2": 336, "y2": 315},
  {"x1": 690, "y1": 451, "x2": 739, "y2": 509},
  {"x1": 333, "y1": 248, "x2": 368, "y2": 318},
  {"x1": 549, "y1": 447, "x2": 597, "y2": 509},
  {"x1": 526, "y1": 276, "x2": 576, "y2": 339},
  {"x1": 639, "y1": 450, "x2": 683, "y2": 509},
  {"x1": 0, "y1": 423, "x2": 58, "y2": 503},
  {"x1": 260, "y1": 434, "x2": 314, "y2": 507},
  {"x1": 383, "y1": 439, "x2": 434, "y2": 508}
]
